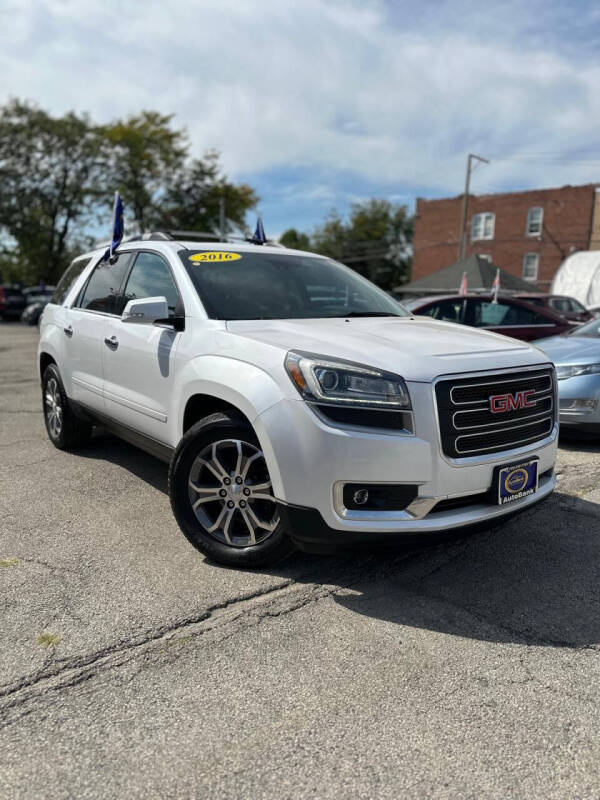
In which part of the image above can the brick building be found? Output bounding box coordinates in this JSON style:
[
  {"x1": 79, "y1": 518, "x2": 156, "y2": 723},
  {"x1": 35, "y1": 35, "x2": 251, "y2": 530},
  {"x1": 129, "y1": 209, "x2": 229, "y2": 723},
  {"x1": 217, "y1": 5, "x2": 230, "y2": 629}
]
[{"x1": 412, "y1": 183, "x2": 600, "y2": 288}]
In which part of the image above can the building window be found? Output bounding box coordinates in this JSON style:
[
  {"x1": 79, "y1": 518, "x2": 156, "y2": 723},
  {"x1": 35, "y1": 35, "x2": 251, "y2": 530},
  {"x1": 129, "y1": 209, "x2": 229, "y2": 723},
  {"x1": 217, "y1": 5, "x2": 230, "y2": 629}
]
[
  {"x1": 479, "y1": 254, "x2": 492, "y2": 262},
  {"x1": 526, "y1": 206, "x2": 543, "y2": 236},
  {"x1": 471, "y1": 212, "x2": 495, "y2": 241},
  {"x1": 522, "y1": 252, "x2": 539, "y2": 281}
]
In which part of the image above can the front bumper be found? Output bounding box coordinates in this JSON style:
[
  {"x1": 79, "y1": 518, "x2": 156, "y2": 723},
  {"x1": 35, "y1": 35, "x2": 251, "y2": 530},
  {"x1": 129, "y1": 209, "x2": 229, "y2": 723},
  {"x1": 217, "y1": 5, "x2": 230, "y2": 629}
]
[
  {"x1": 255, "y1": 380, "x2": 558, "y2": 536},
  {"x1": 279, "y1": 471, "x2": 555, "y2": 551}
]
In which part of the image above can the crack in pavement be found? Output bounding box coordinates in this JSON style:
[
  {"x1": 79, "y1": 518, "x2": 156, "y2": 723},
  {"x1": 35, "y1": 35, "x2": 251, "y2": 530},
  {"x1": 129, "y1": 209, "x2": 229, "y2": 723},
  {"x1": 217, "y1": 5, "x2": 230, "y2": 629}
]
[
  {"x1": 2, "y1": 497, "x2": 598, "y2": 727},
  {"x1": 0, "y1": 579, "x2": 296, "y2": 709},
  {"x1": 0, "y1": 551, "x2": 416, "y2": 723},
  {"x1": 0, "y1": 578, "x2": 344, "y2": 729}
]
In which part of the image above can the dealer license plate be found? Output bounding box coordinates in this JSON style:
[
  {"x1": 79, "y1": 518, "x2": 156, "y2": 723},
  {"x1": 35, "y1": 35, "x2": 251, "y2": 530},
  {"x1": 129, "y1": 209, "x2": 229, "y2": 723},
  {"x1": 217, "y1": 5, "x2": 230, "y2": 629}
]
[{"x1": 496, "y1": 459, "x2": 538, "y2": 505}]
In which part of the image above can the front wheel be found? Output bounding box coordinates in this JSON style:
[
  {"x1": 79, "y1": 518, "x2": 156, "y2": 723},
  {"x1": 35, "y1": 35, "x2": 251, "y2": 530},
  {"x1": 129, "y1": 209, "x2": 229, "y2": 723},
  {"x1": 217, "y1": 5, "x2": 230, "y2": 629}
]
[{"x1": 168, "y1": 413, "x2": 295, "y2": 567}]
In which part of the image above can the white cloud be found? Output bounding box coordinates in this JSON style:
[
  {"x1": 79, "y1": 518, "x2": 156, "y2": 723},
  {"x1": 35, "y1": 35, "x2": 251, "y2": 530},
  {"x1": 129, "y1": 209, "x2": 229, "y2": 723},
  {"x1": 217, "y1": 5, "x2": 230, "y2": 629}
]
[{"x1": 0, "y1": 0, "x2": 599, "y2": 199}]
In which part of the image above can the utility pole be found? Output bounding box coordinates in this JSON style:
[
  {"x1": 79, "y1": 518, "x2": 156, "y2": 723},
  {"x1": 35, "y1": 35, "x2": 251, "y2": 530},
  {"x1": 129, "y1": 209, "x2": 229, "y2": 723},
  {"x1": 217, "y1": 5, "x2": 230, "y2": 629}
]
[{"x1": 458, "y1": 153, "x2": 489, "y2": 261}]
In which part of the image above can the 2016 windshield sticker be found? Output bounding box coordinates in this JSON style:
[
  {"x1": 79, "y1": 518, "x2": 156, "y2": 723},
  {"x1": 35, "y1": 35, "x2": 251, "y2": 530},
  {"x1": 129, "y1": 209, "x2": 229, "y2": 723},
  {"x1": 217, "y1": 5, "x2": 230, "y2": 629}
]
[{"x1": 189, "y1": 252, "x2": 242, "y2": 263}]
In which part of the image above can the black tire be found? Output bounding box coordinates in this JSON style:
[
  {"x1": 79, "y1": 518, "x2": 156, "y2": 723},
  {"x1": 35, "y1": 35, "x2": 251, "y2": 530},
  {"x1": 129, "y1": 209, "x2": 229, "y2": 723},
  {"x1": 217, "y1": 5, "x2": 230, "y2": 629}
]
[
  {"x1": 169, "y1": 412, "x2": 295, "y2": 568},
  {"x1": 42, "y1": 364, "x2": 92, "y2": 450}
]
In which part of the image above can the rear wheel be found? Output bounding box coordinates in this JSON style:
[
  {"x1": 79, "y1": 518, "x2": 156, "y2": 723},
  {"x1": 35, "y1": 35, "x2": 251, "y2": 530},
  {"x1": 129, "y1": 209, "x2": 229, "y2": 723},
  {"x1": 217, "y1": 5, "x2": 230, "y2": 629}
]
[
  {"x1": 42, "y1": 364, "x2": 92, "y2": 450},
  {"x1": 169, "y1": 413, "x2": 295, "y2": 567}
]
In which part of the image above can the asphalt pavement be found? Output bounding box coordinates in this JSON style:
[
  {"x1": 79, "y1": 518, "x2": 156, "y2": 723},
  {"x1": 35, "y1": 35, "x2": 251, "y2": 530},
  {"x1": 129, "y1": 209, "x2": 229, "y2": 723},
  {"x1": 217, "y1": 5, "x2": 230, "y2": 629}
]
[{"x1": 1, "y1": 322, "x2": 600, "y2": 799}]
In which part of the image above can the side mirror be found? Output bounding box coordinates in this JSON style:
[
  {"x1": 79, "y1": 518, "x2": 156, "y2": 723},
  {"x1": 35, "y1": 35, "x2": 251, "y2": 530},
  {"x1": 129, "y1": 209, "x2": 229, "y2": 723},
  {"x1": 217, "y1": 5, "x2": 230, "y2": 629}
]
[{"x1": 121, "y1": 296, "x2": 169, "y2": 324}]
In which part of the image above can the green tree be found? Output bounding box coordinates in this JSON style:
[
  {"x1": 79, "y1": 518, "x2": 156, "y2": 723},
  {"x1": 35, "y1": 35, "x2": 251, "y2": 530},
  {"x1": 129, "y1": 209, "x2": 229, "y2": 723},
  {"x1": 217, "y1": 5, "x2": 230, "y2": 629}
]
[
  {"x1": 103, "y1": 111, "x2": 188, "y2": 232},
  {"x1": 279, "y1": 228, "x2": 311, "y2": 250},
  {"x1": 0, "y1": 99, "x2": 108, "y2": 283},
  {"x1": 312, "y1": 199, "x2": 413, "y2": 289},
  {"x1": 151, "y1": 151, "x2": 257, "y2": 235}
]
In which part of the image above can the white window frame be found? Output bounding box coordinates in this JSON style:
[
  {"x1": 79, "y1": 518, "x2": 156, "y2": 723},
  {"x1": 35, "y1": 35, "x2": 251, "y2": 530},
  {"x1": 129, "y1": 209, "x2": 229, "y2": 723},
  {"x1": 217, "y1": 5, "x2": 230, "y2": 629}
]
[
  {"x1": 471, "y1": 212, "x2": 495, "y2": 241},
  {"x1": 526, "y1": 206, "x2": 543, "y2": 236},
  {"x1": 522, "y1": 252, "x2": 539, "y2": 282},
  {"x1": 479, "y1": 254, "x2": 492, "y2": 262}
]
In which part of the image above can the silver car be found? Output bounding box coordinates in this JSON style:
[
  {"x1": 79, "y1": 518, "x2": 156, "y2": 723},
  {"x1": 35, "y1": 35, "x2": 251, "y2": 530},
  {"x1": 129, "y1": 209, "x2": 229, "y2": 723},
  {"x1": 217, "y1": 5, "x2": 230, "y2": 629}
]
[{"x1": 538, "y1": 318, "x2": 600, "y2": 435}]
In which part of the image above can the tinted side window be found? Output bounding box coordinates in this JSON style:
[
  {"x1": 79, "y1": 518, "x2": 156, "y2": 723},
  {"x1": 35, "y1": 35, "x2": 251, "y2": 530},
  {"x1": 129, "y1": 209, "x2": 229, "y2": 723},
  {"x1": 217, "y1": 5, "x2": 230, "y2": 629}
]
[
  {"x1": 472, "y1": 300, "x2": 543, "y2": 327},
  {"x1": 550, "y1": 297, "x2": 570, "y2": 314},
  {"x1": 569, "y1": 298, "x2": 586, "y2": 313},
  {"x1": 117, "y1": 252, "x2": 180, "y2": 317},
  {"x1": 51, "y1": 258, "x2": 91, "y2": 305},
  {"x1": 78, "y1": 253, "x2": 133, "y2": 314},
  {"x1": 420, "y1": 300, "x2": 464, "y2": 323}
]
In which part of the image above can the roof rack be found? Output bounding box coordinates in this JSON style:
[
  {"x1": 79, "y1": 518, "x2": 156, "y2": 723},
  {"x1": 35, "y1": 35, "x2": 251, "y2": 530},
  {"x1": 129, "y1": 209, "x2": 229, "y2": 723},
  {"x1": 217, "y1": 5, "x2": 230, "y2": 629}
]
[
  {"x1": 96, "y1": 230, "x2": 286, "y2": 248},
  {"x1": 126, "y1": 230, "x2": 221, "y2": 242}
]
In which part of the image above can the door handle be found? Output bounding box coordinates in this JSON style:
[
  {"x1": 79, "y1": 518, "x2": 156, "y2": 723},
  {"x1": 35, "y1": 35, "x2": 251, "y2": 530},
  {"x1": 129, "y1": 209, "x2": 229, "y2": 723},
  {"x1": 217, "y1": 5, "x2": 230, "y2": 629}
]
[
  {"x1": 63, "y1": 325, "x2": 73, "y2": 337},
  {"x1": 104, "y1": 335, "x2": 119, "y2": 350}
]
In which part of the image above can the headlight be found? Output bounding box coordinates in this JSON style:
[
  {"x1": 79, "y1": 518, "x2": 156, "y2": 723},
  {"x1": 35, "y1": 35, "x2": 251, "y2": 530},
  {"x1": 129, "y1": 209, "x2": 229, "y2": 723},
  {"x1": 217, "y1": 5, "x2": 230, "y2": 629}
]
[
  {"x1": 285, "y1": 351, "x2": 411, "y2": 409},
  {"x1": 556, "y1": 363, "x2": 600, "y2": 380}
]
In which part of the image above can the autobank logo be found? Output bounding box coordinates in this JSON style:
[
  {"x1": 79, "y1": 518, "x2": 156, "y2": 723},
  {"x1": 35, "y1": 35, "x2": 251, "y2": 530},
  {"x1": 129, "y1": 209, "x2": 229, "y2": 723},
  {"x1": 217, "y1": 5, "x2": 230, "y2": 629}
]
[{"x1": 504, "y1": 468, "x2": 529, "y2": 494}]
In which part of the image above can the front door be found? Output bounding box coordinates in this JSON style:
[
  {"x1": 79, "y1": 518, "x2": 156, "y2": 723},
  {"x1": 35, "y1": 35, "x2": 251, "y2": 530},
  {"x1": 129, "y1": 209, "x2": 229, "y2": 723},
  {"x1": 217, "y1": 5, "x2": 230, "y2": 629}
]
[
  {"x1": 102, "y1": 251, "x2": 184, "y2": 443},
  {"x1": 64, "y1": 252, "x2": 134, "y2": 413}
]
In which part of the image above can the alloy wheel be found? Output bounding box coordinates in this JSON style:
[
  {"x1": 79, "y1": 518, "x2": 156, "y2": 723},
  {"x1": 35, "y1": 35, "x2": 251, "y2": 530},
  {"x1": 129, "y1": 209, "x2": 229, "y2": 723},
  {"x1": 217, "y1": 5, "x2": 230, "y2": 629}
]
[
  {"x1": 188, "y1": 439, "x2": 279, "y2": 548},
  {"x1": 44, "y1": 377, "x2": 63, "y2": 439}
]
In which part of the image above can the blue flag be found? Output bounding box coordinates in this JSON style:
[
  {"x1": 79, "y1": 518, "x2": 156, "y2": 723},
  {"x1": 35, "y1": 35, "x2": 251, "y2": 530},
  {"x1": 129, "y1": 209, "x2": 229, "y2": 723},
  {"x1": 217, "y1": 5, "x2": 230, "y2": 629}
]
[
  {"x1": 251, "y1": 215, "x2": 267, "y2": 245},
  {"x1": 103, "y1": 191, "x2": 124, "y2": 261}
]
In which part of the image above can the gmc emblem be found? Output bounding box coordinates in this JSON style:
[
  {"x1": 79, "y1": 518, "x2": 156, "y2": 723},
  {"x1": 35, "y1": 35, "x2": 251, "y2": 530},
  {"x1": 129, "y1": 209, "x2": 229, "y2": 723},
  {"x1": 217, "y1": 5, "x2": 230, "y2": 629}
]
[{"x1": 490, "y1": 389, "x2": 536, "y2": 414}]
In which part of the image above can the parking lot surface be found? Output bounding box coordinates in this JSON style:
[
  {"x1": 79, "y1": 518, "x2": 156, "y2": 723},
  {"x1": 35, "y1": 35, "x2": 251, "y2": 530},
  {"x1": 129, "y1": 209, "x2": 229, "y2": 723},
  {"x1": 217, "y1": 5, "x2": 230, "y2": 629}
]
[{"x1": 1, "y1": 323, "x2": 600, "y2": 799}]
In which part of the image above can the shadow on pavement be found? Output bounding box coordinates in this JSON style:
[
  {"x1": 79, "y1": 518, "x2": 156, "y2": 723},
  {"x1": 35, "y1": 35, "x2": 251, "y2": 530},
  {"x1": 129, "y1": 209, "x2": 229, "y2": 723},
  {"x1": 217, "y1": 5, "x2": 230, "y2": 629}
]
[
  {"x1": 77, "y1": 431, "x2": 170, "y2": 494},
  {"x1": 75, "y1": 431, "x2": 600, "y2": 648},
  {"x1": 328, "y1": 492, "x2": 600, "y2": 648}
]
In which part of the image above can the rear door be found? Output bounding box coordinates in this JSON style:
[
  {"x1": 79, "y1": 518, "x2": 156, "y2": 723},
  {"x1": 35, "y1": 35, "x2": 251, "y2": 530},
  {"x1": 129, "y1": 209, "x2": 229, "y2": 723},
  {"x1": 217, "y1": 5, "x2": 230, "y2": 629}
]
[
  {"x1": 64, "y1": 252, "x2": 134, "y2": 413},
  {"x1": 102, "y1": 250, "x2": 184, "y2": 443}
]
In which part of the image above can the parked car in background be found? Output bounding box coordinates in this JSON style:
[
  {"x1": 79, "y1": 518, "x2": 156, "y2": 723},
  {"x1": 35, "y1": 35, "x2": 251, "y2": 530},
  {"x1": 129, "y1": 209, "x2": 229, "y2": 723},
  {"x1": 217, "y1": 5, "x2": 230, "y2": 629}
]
[
  {"x1": 0, "y1": 285, "x2": 26, "y2": 320},
  {"x1": 404, "y1": 294, "x2": 572, "y2": 341},
  {"x1": 23, "y1": 284, "x2": 55, "y2": 300},
  {"x1": 21, "y1": 291, "x2": 54, "y2": 326},
  {"x1": 513, "y1": 293, "x2": 593, "y2": 324},
  {"x1": 537, "y1": 318, "x2": 600, "y2": 435}
]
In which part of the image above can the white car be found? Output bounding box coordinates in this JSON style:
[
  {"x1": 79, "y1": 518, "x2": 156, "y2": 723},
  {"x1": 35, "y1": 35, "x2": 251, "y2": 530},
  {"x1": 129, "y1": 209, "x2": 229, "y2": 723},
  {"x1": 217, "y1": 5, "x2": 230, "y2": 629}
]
[{"x1": 39, "y1": 238, "x2": 558, "y2": 567}]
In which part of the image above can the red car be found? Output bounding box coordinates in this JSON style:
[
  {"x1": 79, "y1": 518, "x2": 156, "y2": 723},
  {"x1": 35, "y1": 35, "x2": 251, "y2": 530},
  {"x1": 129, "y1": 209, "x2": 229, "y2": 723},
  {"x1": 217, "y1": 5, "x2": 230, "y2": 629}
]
[
  {"x1": 513, "y1": 293, "x2": 593, "y2": 323},
  {"x1": 404, "y1": 293, "x2": 573, "y2": 341}
]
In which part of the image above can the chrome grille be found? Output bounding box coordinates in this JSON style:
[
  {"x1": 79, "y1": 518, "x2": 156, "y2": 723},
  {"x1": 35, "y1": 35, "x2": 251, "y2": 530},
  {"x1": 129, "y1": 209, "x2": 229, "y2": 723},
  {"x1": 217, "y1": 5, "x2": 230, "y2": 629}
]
[{"x1": 435, "y1": 367, "x2": 556, "y2": 458}]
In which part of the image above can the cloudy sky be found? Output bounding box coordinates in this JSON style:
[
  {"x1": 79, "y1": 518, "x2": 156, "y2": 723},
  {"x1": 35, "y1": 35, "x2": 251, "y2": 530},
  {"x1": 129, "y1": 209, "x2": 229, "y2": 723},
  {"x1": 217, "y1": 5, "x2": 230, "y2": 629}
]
[{"x1": 1, "y1": 0, "x2": 599, "y2": 236}]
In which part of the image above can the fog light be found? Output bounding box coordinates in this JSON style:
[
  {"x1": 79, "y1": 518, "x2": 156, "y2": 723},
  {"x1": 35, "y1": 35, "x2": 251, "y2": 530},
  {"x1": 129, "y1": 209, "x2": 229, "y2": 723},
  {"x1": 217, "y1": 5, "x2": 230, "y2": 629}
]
[
  {"x1": 353, "y1": 489, "x2": 369, "y2": 506},
  {"x1": 342, "y1": 483, "x2": 419, "y2": 511}
]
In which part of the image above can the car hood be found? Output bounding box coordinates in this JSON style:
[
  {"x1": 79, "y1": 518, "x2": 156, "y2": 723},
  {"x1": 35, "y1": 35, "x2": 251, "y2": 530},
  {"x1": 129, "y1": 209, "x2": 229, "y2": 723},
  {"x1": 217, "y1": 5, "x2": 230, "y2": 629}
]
[
  {"x1": 536, "y1": 334, "x2": 600, "y2": 365},
  {"x1": 226, "y1": 317, "x2": 548, "y2": 382}
]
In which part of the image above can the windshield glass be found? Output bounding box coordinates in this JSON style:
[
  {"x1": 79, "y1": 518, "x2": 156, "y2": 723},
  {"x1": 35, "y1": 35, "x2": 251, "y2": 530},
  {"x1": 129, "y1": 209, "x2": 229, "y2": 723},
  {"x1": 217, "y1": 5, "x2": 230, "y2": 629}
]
[
  {"x1": 180, "y1": 250, "x2": 409, "y2": 320},
  {"x1": 570, "y1": 318, "x2": 600, "y2": 337}
]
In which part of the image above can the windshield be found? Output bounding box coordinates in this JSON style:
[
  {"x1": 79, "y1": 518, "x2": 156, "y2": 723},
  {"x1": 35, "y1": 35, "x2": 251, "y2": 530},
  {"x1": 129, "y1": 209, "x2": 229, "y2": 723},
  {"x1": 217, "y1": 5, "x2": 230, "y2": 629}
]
[
  {"x1": 570, "y1": 318, "x2": 600, "y2": 337},
  {"x1": 180, "y1": 250, "x2": 409, "y2": 320}
]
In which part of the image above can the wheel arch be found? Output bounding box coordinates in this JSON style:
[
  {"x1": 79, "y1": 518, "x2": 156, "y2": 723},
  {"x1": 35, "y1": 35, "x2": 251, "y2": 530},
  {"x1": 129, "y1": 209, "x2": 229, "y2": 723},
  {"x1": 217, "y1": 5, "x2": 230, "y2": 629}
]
[
  {"x1": 182, "y1": 394, "x2": 253, "y2": 433},
  {"x1": 176, "y1": 359, "x2": 288, "y2": 498},
  {"x1": 39, "y1": 351, "x2": 57, "y2": 380}
]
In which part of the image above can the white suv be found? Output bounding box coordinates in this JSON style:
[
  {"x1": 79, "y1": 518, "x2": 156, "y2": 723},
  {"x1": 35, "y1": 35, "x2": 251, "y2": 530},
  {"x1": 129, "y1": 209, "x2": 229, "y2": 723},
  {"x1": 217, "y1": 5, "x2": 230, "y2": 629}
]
[{"x1": 39, "y1": 238, "x2": 558, "y2": 566}]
